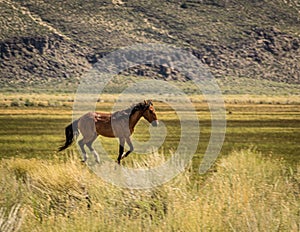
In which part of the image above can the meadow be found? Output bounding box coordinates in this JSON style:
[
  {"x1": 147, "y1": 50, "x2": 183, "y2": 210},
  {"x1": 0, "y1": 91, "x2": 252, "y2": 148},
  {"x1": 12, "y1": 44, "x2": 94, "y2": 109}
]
[
  {"x1": 0, "y1": 92, "x2": 299, "y2": 231},
  {"x1": 0, "y1": 93, "x2": 299, "y2": 163}
]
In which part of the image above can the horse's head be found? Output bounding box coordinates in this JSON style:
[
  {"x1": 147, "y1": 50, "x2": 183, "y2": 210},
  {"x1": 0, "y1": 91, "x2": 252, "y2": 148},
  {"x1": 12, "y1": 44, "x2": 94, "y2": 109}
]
[{"x1": 142, "y1": 100, "x2": 158, "y2": 127}]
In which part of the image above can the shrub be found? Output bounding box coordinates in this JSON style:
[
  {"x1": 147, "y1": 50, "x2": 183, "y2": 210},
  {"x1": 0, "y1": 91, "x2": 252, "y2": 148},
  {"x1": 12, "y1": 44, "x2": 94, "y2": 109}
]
[
  {"x1": 24, "y1": 99, "x2": 34, "y2": 107},
  {"x1": 10, "y1": 100, "x2": 20, "y2": 107}
]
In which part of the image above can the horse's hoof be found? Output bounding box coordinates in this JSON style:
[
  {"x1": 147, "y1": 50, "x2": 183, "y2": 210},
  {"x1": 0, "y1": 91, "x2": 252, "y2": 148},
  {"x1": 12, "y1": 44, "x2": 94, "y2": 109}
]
[{"x1": 121, "y1": 153, "x2": 127, "y2": 160}]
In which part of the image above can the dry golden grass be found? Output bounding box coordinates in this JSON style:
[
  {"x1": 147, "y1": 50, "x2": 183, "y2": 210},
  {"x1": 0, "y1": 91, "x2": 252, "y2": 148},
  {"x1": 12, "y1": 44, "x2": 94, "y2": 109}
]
[{"x1": 0, "y1": 149, "x2": 299, "y2": 231}]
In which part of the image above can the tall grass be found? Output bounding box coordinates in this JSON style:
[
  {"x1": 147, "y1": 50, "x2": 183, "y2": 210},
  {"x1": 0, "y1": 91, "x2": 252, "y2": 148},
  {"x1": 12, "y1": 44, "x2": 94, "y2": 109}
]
[
  {"x1": 0, "y1": 204, "x2": 25, "y2": 232},
  {"x1": 0, "y1": 149, "x2": 299, "y2": 231}
]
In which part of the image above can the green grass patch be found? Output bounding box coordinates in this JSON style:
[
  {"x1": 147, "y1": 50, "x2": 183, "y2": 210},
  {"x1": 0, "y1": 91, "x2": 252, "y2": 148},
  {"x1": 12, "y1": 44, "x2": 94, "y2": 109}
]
[{"x1": 0, "y1": 94, "x2": 299, "y2": 165}]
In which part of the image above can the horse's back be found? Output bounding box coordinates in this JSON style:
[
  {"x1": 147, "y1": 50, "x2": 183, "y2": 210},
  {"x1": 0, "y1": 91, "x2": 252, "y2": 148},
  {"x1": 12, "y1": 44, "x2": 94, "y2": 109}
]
[
  {"x1": 78, "y1": 111, "x2": 131, "y2": 138},
  {"x1": 92, "y1": 112, "x2": 116, "y2": 137}
]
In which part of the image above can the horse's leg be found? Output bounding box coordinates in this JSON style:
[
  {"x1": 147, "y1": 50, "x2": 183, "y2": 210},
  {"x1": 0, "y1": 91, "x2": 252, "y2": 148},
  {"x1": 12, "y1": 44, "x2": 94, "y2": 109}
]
[
  {"x1": 117, "y1": 137, "x2": 125, "y2": 164},
  {"x1": 86, "y1": 133, "x2": 100, "y2": 163},
  {"x1": 122, "y1": 137, "x2": 134, "y2": 159},
  {"x1": 77, "y1": 114, "x2": 100, "y2": 163},
  {"x1": 78, "y1": 139, "x2": 88, "y2": 162}
]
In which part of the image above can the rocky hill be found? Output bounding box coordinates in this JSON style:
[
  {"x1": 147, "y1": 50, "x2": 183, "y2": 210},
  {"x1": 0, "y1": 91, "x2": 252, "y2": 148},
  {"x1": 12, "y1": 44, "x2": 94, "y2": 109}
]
[{"x1": 1, "y1": 0, "x2": 300, "y2": 86}]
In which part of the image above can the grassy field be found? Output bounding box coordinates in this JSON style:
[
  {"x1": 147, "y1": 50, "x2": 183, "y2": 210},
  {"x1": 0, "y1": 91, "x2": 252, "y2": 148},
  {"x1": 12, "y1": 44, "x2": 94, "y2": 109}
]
[
  {"x1": 0, "y1": 93, "x2": 299, "y2": 163},
  {"x1": 0, "y1": 93, "x2": 299, "y2": 231},
  {"x1": 0, "y1": 149, "x2": 299, "y2": 231}
]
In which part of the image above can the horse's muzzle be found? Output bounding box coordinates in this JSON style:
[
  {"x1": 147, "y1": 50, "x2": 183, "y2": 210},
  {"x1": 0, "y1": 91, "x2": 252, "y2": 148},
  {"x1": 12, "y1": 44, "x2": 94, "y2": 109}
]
[{"x1": 151, "y1": 120, "x2": 159, "y2": 127}]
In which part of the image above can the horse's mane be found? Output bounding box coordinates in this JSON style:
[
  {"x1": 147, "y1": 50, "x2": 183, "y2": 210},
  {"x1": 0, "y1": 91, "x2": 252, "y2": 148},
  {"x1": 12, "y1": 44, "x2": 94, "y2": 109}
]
[{"x1": 112, "y1": 102, "x2": 146, "y2": 120}]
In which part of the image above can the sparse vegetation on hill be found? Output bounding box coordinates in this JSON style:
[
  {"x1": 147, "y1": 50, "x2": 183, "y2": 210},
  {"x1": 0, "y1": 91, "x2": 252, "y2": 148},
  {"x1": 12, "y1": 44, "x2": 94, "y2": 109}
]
[{"x1": 0, "y1": 0, "x2": 300, "y2": 86}]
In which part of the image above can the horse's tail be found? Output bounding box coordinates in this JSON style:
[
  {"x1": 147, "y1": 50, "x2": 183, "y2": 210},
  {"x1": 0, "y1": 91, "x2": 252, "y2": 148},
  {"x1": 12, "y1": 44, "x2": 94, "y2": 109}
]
[{"x1": 58, "y1": 119, "x2": 79, "y2": 151}]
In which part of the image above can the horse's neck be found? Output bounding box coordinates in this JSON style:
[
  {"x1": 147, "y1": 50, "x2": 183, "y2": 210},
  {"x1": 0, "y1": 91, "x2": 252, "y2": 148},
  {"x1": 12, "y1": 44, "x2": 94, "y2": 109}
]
[{"x1": 129, "y1": 110, "x2": 143, "y2": 131}]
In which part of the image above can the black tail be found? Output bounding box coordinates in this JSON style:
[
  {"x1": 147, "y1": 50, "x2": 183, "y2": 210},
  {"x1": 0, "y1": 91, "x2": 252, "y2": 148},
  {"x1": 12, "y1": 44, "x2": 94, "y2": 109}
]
[{"x1": 58, "y1": 120, "x2": 79, "y2": 151}]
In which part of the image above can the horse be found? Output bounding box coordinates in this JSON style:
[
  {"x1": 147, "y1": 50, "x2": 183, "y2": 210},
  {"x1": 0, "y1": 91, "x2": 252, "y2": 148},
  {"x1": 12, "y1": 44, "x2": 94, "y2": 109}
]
[{"x1": 59, "y1": 100, "x2": 158, "y2": 164}]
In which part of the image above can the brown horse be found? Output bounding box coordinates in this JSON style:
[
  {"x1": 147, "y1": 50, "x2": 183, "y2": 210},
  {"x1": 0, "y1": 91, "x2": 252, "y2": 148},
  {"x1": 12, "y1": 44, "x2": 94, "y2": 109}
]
[{"x1": 59, "y1": 100, "x2": 158, "y2": 164}]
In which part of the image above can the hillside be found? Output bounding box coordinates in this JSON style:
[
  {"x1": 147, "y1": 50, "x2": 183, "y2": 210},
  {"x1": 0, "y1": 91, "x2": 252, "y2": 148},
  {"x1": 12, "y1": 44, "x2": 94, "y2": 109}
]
[{"x1": 1, "y1": 0, "x2": 300, "y2": 87}]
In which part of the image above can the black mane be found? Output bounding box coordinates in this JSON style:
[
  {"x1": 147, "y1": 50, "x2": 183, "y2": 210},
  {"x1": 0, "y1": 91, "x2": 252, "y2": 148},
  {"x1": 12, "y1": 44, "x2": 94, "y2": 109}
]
[{"x1": 112, "y1": 101, "x2": 148, "y2": 120}]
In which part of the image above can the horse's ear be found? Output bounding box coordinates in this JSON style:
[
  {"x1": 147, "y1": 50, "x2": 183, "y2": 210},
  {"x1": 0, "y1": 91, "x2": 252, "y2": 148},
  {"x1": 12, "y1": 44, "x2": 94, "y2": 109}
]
[{"x1": 143, "y1": 100, "x2": 151, "y2": 109}]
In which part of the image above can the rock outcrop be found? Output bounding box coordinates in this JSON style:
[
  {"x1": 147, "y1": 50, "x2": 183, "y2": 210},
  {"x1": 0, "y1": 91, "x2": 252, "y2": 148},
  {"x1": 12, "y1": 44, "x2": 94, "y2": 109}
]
[{"x1": 0, "y1": 35, "x2": 90, "y2": 84}]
